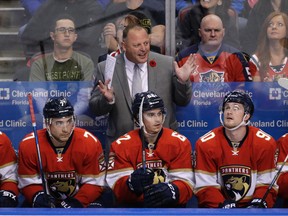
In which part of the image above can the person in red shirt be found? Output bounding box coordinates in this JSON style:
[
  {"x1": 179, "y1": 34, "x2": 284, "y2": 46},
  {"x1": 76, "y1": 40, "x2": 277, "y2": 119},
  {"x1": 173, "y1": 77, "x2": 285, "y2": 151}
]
[
  {"x1": 106, "y1": 91, "x2": 194, "y2": 207},
  {"x1": 176, "y1": 14, "x2": 256, "y2": 82},
  {"x1": 194, "y1": 90, "x2": 278, "y2": 208},
  {"x1": 18, "y1": 96, "x2": 106, "y2": 208},
  {"x1": 276, "y1": 133, "x2": 288, "y2": 207},
  {"x1": 0, "y1": 131, "x2": 19, "y2": 207},
  {"x1": 251, "y1": 11, "x2": 288, "y2": 81}
]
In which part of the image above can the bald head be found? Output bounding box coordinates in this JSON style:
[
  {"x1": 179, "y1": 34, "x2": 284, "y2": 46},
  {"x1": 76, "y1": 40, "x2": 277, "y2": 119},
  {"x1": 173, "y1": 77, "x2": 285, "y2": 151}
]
[
  {"x1": 199, "y1": 14, "x2": 225, "y2": 51},
  {"x1": 200, "y1": 14, "x2": 224, "y2": 29}
]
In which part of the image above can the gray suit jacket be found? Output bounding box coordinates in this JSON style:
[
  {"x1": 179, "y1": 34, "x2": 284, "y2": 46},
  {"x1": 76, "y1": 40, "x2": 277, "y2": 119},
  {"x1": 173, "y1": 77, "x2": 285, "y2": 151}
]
[{"x1": 89, "y1": 52, "x2": 192, "y2": 145}]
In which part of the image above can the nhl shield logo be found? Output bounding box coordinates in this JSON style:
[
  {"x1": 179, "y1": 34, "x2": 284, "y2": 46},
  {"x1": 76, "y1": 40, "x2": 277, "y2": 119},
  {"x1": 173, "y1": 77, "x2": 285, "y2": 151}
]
[{"x1": 220, "y1": 165, "x2": 251, "y2": 201}]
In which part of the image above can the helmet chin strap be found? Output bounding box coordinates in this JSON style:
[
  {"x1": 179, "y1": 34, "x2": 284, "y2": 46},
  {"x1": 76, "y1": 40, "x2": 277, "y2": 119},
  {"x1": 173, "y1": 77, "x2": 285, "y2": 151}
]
[
  {"x1": 46, "y1": 117, "x2": 75, "y2": 146},
  {"x1": 219, "y1": 112, "x2": 250, "y2": 131},
  {"x1": 142, "y1": 114, "x2": 166, "y2": 139}
]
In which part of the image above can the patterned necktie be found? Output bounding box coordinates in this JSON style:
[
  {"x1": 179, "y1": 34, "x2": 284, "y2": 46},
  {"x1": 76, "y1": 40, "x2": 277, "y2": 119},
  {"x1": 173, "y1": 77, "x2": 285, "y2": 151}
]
[{"x1": 132, "y1": 64, "x2": 142, "y2": 97}]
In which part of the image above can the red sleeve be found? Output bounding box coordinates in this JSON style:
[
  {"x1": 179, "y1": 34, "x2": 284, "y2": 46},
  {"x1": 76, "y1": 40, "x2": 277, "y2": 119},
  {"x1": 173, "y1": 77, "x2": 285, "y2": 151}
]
[
  {"x1": 74, "y1": 184, "x2": 103, "y2": 207},
  {"x1": 252, "y1": 132, "x2": 278, "y2": 208},
  {"x1": 73, "y1": 130, "x2": 106, "y2": 207},
  {"x1": 22, "y1": 185, "x2": 43, "y2": 204},
  {"x1": 196, "y1": 187, "x2": 225, "y2": 208},
  {"x1": 113, "y1": 176, "x2": 144, "y2": 204},
  {"x1": 278, "y1": 172, "x2": 288, "y2": 199},
  {"x1": 17, "y1": 133, "x2": 43, "y2": 204},
  {"x1": 0, "y1": 132, "x2": 19, "y2": 195},
  {"x1": 194, "y1": 132, "x2": 225, "y2": 207},
  {"x1": 1, "y1": 182, "x2": 19, "y2": 196},
  {"x1": 248, "y1": 60, "x2": 258, "y2": 78},
  {"x1": 107, "y1": 133, "x2": 145, "y2": 204},
  {"x1": 226, "y1": 54, "x2": 251, "y2": 81},
  {"x1": 253, "y1": 186, "x2": 277, "y2": 208},
  {"x1": 173, "y1": 180, "x2": 193, "y2": 204},
  {"x1": 277, "y1": 134, "x2": 288, "y2": 200},
  {"x1": 166, "y1": 136, "x2": 193, "y2": 204}
]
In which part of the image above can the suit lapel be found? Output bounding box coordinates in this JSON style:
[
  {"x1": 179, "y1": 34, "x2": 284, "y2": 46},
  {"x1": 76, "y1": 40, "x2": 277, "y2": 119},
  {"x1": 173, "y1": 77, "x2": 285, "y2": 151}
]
[
  {"x1": 115, "y1": 54, "x2": 133, "y2": 111},
  {"x1": 148, "y1": 53, "x2": 157, "y2": 91}
]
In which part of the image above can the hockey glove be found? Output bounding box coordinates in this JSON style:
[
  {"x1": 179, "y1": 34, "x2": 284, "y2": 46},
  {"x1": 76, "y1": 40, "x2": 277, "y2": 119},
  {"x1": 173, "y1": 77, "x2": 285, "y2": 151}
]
[
  {"x1": 0, "y1": 190, "x2": 18, "y2": 207},
  {"x1": 246, "y1": 198, "x2": 267, "y2": 208},
  {"x1": 58, "y1": 197, "x2": 83, "y2": 208},
  {"x1": 219, "y1": 200, "x2": 237, "y2": 209},
  {"x1": 32, "y1": 191, "x2": 56, "y2": 208},
  {"x1": 126, "y1": 168, "x2": 154, "y2": 195},
  {"x1": 144, "y1": 182, "x2": 179, "y2": 207}
]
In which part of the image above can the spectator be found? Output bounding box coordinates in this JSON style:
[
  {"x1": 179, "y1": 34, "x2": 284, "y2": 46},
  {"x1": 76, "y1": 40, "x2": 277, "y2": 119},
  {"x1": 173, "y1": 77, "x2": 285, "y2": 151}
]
[
  {"x1": 106, "y1": 91, "x2": 194, "y2": 207},
  {"x1": 242, "y1": 0, "x2": 288, "y2": 55},
  {"x1": 231, "y1": 0, "x2": 258, "y2": 17},
  {"x1": 276, "y1": 133, "x2": 288, "y2": 207},
  {"x1": 176, "y1": 0, "x2": 197, "y2": 16},
  {"x1": 20, "y1": 0, "x2": 111, "y2": 15},
  {"x1": 89, "y1": 24, "x2": 193, "y2": 153},
  {"x1": 194, "y1": 90, "x2": 278, "y2": 208},
  {"x1": 101, "y1": 0, "x2": 166, "y2": 55},
  {"x1": 0, "y1": 132, "x2": 19, "y2": 207},
  {"x1": 20, "y1": 0, "x2": 103, "y2": 63},
  {"x1": 98, "y1": 14, "x2": 146, "y2": 62},
  {"x1": 18, "y1": 96, "x2": 107, "y2": 208},
  {"x1": 20, "y1": 0, "x2": 46, "y2": 18},
  {"x1": 176, "y1": 14, "x2": 255, "y2": 82},
  {"x1": 251, "y1": 11, "x2": 288, "y2": 81},
  {"x1": 29, "y1": 14, "x2": 94, "y2": 81},
  {"x1": 176, "y1": 0, "x2": 240, "y2": 52}
]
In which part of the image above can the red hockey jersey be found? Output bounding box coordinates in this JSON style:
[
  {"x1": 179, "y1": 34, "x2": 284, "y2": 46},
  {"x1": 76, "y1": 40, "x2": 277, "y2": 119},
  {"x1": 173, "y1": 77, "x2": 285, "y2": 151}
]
[
  {"x1": 18, "y1": 127, "x2": 105, "y2": 207},
  {"x1": 251, "y1": 55, "x2": 288, "y2": 81},
  {"x1": 176, "y1": 44, "x2": 256, "y2": 82},
  {"x1": 194, "y1": 126, "x2": 278, "y2": 208},
  {"x1": 106, "y1": 128, "x2": 194, "y2": 206},
  {"x1": 276, "y1": 133, "x2": 288, "y2": 202},
  {"x1": 0, "y1": 131, "x2": 18, "y2": 195}
]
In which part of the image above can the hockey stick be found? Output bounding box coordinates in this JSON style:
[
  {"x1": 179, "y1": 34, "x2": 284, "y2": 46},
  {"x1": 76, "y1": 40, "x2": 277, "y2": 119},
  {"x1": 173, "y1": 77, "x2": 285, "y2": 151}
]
[
  {"x1": 28, "y1": 93, "x2": 48, "y2": 195},
  {"x1": 139, "y1": 97, "x2": 146, "y2": 172},
  {"x1": 260, "y1": 154, "x2": 288, "y2": 206},
  {"x1": 278, "y1": 78, "x2": 288, "y2": 90}
]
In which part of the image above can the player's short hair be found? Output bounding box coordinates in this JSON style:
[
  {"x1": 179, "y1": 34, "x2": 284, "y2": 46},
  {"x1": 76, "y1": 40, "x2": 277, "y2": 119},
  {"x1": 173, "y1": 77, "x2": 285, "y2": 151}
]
[
  {"x1": 221, "y1": 90, "x2": 254, "y2": 118},
  {"x1": 43, "y1": 96, "x2": 74, "y2": 119},
  {"x1": 132, "y1": 91, "x2": 166, "y2": 120}
]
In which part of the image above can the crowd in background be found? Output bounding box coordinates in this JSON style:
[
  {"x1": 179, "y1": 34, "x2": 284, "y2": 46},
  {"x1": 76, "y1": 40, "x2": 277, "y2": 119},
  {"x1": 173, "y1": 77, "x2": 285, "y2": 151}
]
[{"x1": 1, "y1": 0, "x2": 288, "y2": 210}]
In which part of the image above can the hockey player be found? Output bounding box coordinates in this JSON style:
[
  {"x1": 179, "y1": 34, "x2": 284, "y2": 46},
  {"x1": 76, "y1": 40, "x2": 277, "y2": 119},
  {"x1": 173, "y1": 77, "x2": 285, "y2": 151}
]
[
  {"x1": 194, "y1": 90, "x2": 278, "y2": 208},
  {"x1": 18, "y1": 96, "x2": 106, "y2": 208},
  {"x1": 106, "y1": 91, "x2": 194, "y2": 207},
  {"x1": 0, "y1": 132, "x2": 19, "y2": 207},
  {"x1": 176, "y1": 14, "x2": 256, "y2": 82},
  {"x1": 276, "y1": 133, "x2": 288, "y2": 207}
]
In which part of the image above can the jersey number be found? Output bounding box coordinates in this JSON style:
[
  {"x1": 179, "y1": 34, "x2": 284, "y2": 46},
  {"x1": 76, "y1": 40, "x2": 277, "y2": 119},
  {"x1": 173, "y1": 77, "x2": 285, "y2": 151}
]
[
  {"x1": 171, "y1": 131, "x2": 186, "y2": 142},
  {"x1": 116, "y1": 134, "x2": 131, "y2": 145},
  {"x1": 84, "y1": 131, "x2": 98, "y2": 142},
  {"x1": 200, "y1": 131, "x2": 215, "y2": 142},
  {"x1": 256, "y1": 130, "x2": 271, "y2": 141}
]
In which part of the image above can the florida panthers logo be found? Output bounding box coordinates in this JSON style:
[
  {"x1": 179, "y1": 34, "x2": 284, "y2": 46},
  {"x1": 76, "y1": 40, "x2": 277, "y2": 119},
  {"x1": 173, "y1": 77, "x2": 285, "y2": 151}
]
[
  {"x1": 220, "y1": 165, "x2": 251, "y2": 201},
  {"x1": 47, "y1": 171, "x2": 77, "y2": 200},
  {"x1": 199, "y1": 69, "x2": 224, "y2": 82}
]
